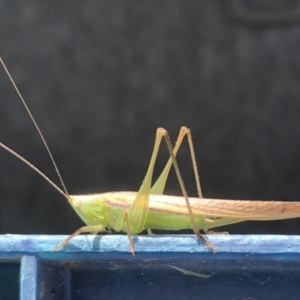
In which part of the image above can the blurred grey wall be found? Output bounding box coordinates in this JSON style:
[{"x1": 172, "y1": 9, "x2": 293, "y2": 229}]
[{"x1": 1, "y1": 1, "x2": 300, "y2": 235}]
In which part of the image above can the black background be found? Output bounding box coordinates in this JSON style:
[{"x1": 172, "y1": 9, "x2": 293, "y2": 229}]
[{"x1": 1, "y1": 1, "x2": 300, "y2": 236}]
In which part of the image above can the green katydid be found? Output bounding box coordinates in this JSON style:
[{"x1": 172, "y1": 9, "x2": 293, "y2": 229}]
[{"x1": 2, "y1": 57, "x2": 300, "y2": 255}]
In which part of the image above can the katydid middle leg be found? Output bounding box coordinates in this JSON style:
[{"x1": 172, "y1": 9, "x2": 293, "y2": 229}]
[{"x1": 183, "y1": 129, "x2": 227, "y2": 237}]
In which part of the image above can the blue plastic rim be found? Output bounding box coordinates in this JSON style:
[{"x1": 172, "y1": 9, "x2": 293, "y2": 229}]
[{"x1": 1, "y1": 234, "x2": 300, "y2": 300}]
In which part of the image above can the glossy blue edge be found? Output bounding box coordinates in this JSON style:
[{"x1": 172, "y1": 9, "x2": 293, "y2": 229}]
[
  {"x1": 0, "y1": 234, "x2": 298, "y2": 300},
  {"x1": 1, "y1": 234, "x2": 300, "y2": 258}
]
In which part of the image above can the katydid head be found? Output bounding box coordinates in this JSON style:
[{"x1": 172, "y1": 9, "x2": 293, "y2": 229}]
[{"x1": 68, "y1": 194, "x2": 109, "y2": 226}]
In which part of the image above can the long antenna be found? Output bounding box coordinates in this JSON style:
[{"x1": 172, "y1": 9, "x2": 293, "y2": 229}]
[
  {"x1": 0, "y1": 142, "x2": 67, "y2": 199},
  {"x1": 0, "y1": 57, "x2": 69, "y2": 197}
]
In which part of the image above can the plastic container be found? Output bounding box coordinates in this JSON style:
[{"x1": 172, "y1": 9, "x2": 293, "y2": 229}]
[{"x1": 1, "y1": 234, "x2": 300, "y2": 300}]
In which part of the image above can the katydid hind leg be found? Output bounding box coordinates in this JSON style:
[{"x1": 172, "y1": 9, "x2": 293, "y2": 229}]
[
  {"x1": 186, "y1": 127, "x2": 203, "y2": 199},
  {"x1": 150, "y1": 127, "x2": 188, "y2": 195},
  {"x1": 127, "y1": 129, "x2": 165, "y2": 234},
  {"x1": 128, "y1": 127, "x2": 192, "y2": 234},
  {"x1": 151, "y1": 127, "x2": 203, "y2": 198},
  {"x1": 147, "y1": 127, "x2": 188, "y2": 236},
  {"x1": 186, "y1": 128, "x2": 223, "y2": 247},
  {"x1": 124, "y1": 211, "x2": 135, "y2": 255},
  {"x1": 158, "y1": 127, "x2": 215, "y2": 252}
]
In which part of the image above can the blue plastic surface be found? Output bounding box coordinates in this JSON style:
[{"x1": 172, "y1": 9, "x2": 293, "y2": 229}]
[{"x1": 1, "y1": 234, "x2": 300, "y2": 299}]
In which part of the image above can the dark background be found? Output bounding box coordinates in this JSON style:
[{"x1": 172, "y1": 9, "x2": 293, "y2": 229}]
[{"x1": 1, "y1": 1, "x2": 300, "y2": 236}]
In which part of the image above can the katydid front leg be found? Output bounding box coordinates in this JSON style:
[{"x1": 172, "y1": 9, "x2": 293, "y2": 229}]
[{"x1": 54, "y1": 225, "x2": 106, "y2": 251}]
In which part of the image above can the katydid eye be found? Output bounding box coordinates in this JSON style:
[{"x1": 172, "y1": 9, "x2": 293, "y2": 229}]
[{"x1": 73, "y1": 199, "x2": 82, "y2": 208}]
